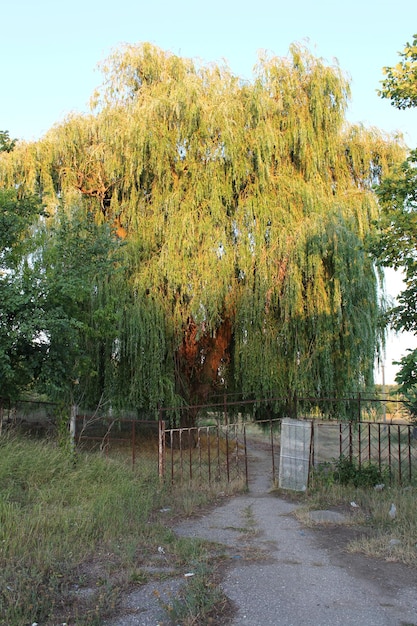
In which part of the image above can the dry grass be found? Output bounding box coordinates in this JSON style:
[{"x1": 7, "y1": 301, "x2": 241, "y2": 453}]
[{"x1": 297, "y1": 461, "x2": 417, "y2": 568}]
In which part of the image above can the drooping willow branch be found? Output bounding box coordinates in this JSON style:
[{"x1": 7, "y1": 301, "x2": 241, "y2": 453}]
[{"x1": 0, "y1": 43, "x2": 406, "y2": 420}]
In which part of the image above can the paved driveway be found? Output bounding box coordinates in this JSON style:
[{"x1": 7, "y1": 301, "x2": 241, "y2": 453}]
[{"x1": 106, "y1": 442, "x2": 417, "y2": 625}]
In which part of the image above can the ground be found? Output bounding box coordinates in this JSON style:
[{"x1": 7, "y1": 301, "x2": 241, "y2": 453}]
[
  {"x1": 100, "y1": 439, "x2": 417, "y2": 625},
  {"x1": 312, "y1": 521, "x2": 417, "y2": 597}
]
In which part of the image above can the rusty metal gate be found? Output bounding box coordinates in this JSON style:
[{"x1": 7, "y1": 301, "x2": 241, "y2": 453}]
[{"x1": 73, "y1": 409, "x2": 417, "y2": 487}]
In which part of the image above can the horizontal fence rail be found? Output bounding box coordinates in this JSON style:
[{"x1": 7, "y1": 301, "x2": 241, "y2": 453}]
[
  {"x1": 0, "y1": 392, "x2": 412, "y2": 425},
  {"x1": 2, "y1": 394, "x2": 416, "y2": 486}
]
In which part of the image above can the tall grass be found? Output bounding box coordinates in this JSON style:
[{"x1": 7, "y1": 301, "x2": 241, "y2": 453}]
[{"x1": 0, "y1": 434, "x2": 235, "y2": 625}]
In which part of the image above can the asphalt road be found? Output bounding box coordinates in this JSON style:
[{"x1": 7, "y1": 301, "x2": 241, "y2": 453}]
[{"x1": 106, "y1": 443, "x2": 417, "y2": 625}]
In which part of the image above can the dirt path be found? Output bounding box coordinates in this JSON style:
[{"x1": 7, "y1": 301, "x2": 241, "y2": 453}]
[{"x1": 106, "y1": 441, "x2": 417, "y2": 625}]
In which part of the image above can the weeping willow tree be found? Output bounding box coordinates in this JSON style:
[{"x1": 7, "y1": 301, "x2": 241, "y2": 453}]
[{"x1": 0, "y1": 43, "x2": 405, "y2": 422}]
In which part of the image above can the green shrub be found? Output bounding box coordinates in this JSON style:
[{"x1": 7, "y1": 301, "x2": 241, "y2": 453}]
[{"x1": 315, "y1": 455, "x2": 387, "y2": 488}]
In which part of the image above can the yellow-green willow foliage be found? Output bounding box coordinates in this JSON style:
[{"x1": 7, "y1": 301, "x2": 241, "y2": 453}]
[{"x1": 0, "y1": 43, "x2": 406, "y2": 413}]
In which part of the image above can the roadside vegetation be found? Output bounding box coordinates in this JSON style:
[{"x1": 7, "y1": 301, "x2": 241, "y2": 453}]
[
  {"x1": 2, "y1": 427, "x2": 417, "y2": 625},
  {"x1": 301, "y1": 456, "x2": 417, "y2": 567},
  {"x1": 0, "y1": 434, "x2": 238, "y2": 626}
]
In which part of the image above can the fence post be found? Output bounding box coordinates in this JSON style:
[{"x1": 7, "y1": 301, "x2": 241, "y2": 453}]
[
  {"x1": 270, "y1": 417, "x2": 276, "y2": 484},
  {"x1": 70, "y1": 404, "x2": 77, "y2": 460},
  {"x1": 131, "y1": 419, "x2": 136, "y2": 468},
  {"x1": 158, "y1": 416, "x2": 165, "y2": 481},
  {"x1": 357, "y1": 392, "x2": 361, "y2": 422},
  {"x1": 310, "y1": 420, "x2": 315, "y2": 469},
  {"x1": 224, "y1": 392, "x2": 228, "y2": 425}
]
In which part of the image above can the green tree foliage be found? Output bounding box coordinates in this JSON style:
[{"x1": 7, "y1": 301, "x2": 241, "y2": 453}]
[
  {"x1": 0, "y1": 188, "x2": 46, "y2": 399},
  {"x1": 0, "y1": 185, "x2": 122, "y2": 404},
  {"x1": 38, "y1": 206, "x2": 124, "y2": 405},
  {"x1": 373, "y1": 152, "x2": 417, "y2": 405},
  {"x1": 371, "y1": 35, "x2": 417, "y2": 405},
  {"x1": 0, "y1": 44, "x2": 405, "y2": 418},
  {"x1": 0, "y1": 130, "x2": 16, "y2": 153},
  {"x1": 379, "y1": 34, "x2": 417, "y2": 109}
]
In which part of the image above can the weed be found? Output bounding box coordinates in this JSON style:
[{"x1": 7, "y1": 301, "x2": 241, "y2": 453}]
[
  {"x1": 312, "y1": 455, "x2": 388, "y2": 488},
  {"x1": 241, "y1": 504, "x2": 258, "y2": 536},
  {"x1": 161, "y1": 563, "x2": 229, "y2": 626}
]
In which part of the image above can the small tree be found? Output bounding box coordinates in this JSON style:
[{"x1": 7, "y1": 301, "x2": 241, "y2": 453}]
[
  {"x1": 379, "y1": 34, "x2": 417, "y2": 109},
  {"x1": 0, "y1": 188, "x2": 124, "y2": 405},
  {"x1": 372, "y1": 34, "x2": 417, "y2": 406},
  {"x1": 0, "y1": 188, "x2": 46, "y2": 399},
  {"x1": 38, "y1": 205, "x2": 124, "y2": 408}
]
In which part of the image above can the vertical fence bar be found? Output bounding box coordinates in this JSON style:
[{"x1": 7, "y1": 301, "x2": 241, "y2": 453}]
[
  {"x1": 170, "y1": 429, "x2": 174, "y2": 485},
  {"x1": 243, "y1": 424, "x2": 248, "y2": 489},
  {"x1": 407, "y1": 426, "x2": 412, "y2": 482},
  {"x1": 131, "y1": 419, "x2": 136, "y2": 468},
  {"x1": 179, "y1": 430, "x2": 184, "y2": 483},
  {"x1": 349, "y1": 422, "x2": 353, "y2": 462},
  {"x1": 189, "y1": 429, "x2": 193, "y2": 481},
  {"x1": 378, "y1": 423, "x2": 382, "y2": 472},
  {"x1": 207, "y1": 427, "x2": 211, "y2": 485},
  {"x1": 270, "y1": 417, "x2": 276, "y2": 484},
  {"x1": 388, "y1": 424, "x2": 392, "y2": 482},
  {"x1": 158, "y1": 419, "x2": 165, "y2": 481},
  {"x1": 339, "y1": 423, "x2": 343, "y2": 458},
  {"x1": 233, "y1": 424, "x2": 238, "y2": 480},
  {"x1": 310, "y1": 421, "x2": 315, "y2": 470},
  {"x1": 198, "y1": 427, "x2": 202, "y2": 483},
  {"x1": 357, "y1": 392, "x2": 361, "y2": 423},
  {"x1": 368, "y1": 423, "x2": 371, "y2": 462},
  {"x1": 397, "y1": 424, "x2": 402, "y2": 485},
  {"x1": 217, "y1": 424, "x2": 221, "y2": 480},
  {"x1": 358, "y1": 422, "x2": 362, "y2": 468},
  {"x1": 225, "y1": 426, "x2": 230, "y2": 483}
]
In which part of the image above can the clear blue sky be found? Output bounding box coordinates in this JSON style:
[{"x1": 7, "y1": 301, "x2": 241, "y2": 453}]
[{"x1": 1, "y1": 0, "x2": 416, "y2": 383}]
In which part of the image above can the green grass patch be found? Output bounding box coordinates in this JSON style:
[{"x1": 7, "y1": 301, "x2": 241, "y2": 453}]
[{"x1": 0, "y1": 434, "x2": 240, "y2": 625}]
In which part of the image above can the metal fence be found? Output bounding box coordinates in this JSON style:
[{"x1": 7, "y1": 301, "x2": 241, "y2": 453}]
[
  {"x1": 312, "y1": 420, "x2": 417, "y2": 483},
  {"x1": 160, "y1": 416, "x2": 417, "y2": 487},
  {"x1": 162, "y1": 422, "x2": 248, "y2": 486},
  {"x1": 74, "y1": 413, "x2": 163, "y2": 476},
  {"x1": 72, "y1": 414, "x2": 417, "y2": 486},
  {"x1": 0, "y1": 398, "x2": 59, "y2": 436},
  {"x1": 74, "y1": 414, "x2": 248, "y2": 487},
  {"x1": 2, "y1": 395, "x2": 416, "y2": 486}
]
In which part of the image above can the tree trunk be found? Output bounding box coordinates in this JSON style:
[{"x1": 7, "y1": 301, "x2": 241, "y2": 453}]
[{"x1": 175, "y1": 316, "x2": 232, "y2": 433}]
